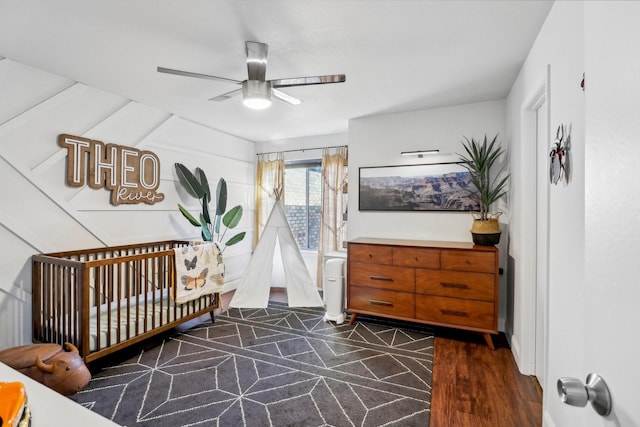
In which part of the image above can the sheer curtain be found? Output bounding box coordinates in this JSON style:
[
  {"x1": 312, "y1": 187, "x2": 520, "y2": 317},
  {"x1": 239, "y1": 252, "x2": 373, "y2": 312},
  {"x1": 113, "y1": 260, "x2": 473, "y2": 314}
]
[
  {"x1": 255, "y1": 153, "x2": 284, "y2": 246},
  {"x1": 317, "y1": 146, "x2": 348, "y2": 286}
]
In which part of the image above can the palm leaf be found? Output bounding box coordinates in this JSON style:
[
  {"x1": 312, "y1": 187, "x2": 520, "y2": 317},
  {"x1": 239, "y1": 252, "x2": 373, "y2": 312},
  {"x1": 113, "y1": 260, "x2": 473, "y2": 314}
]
[
  {"x1": 222, "y1": 205, "x2": 243, "y2": 229},
  {"x1": 178, "y1": 204, "x2": 201, "y2": 227},
  {"x1": 175, "y1": 163, "x2": 204, "y2": 199},
  {"x1": 224, "y1": 232, "x2": 246, "y2": 247},
  {"x1": 196, "y1": 167, "x2": 211, "y2": 202},
  {"x1": 202, "y1": 192, "x2": 211, "y2": 225},
  {"x1": 199, "y1": 214, "x2": 212, "y2": 241},
  {"x1": 216, "y1": 178, "x2": 227, "y2": 215},
  {"x1": 213, "y1": 217, "x2": 220, "y2": 236}
]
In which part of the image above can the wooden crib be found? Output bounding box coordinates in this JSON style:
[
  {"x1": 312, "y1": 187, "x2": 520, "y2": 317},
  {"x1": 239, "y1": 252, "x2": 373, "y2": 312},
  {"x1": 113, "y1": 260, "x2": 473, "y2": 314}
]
[{"x1": 32, "y1": 240, "x2": 219, "y2": 364}]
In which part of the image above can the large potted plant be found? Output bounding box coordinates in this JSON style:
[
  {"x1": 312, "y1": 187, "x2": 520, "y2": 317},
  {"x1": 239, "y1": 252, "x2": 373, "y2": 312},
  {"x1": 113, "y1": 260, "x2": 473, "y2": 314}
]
[
  {"x1": 174, "y1": 163, "x2": 246, "y2": 251},
  {"x1": 458, "y1": 134, "x2": 509, "y2": 245}
]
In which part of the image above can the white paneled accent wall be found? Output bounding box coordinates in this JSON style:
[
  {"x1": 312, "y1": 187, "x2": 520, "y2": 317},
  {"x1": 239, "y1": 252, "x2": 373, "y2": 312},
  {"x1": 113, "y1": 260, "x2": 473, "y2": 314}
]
[{"x1": 0, "y1": 59, "x2": 255, "y2": 349}]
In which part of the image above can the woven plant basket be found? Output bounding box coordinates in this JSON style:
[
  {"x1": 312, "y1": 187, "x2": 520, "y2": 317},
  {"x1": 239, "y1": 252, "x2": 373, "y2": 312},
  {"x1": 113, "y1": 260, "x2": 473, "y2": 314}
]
[
  {"x1": 471, "y1": 218, "x2": 500, "y2": 234},
  {"x1": 470, "y1": 212, "x2": 502, "y2": 245}
]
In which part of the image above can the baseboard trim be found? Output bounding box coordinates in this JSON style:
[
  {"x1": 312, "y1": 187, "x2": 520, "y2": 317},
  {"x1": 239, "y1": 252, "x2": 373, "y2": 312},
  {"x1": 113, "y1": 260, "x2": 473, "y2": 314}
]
[
  {"x1": 510, "y1": 332, "x2": 538, "y2": 375},
  {"x1": 510, "y1": 333, "x2": 521, "y2": 363}
]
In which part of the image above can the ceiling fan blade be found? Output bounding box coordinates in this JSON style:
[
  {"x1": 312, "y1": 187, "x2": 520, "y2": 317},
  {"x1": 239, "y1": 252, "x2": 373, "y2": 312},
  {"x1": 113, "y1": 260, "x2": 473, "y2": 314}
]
[
  {"x1": 209, "y1": 88, "x2": 242, "y2": 102},
  {"x1": 157, "y1": 66, "x2": 242, "y2": 85},
  {"x1": 270, "y1": 74, "x2": 346, "y2": 88},
  {"x1": 272, "y1": 88, "x2": 302, "y2": 106},
  {"x1": 245, "y1": 41, "x2": 268, "y2": 81}
]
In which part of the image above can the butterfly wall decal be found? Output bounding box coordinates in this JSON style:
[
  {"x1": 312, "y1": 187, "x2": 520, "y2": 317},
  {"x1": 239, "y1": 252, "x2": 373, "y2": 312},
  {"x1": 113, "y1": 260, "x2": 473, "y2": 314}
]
[{"x1": 182, "y1": 268, "x2": 208, "y2": 291}]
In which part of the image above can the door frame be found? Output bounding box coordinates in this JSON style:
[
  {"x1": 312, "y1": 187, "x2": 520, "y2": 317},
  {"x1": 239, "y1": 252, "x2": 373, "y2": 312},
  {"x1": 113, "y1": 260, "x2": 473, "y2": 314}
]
[
  {"x1": 533, "y1": 80, "x2": 550, "y2": 389},
  {"x1": 516, "y1": 66, "x2": 550, "y2": 377}
]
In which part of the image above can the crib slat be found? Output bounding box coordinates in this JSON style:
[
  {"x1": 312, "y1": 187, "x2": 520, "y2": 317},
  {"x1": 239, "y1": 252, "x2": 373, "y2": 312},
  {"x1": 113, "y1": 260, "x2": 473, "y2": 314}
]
[
  {"x1": 80, "y1": 264, "x2": 90, "y2": 360},
  {"x1": 106, "y1": 265, "x2": 112, "y2": 349},
  {"x1": 53, "y1": 265, "x2": 60, "y2": 344},
  {"x1": 143, "y1": 258, "x2": 149, "y2": 334},
  {"x1": 31, "y1": 261, "x2": 41, "y2": 342},
  {"x1": 95, "y1": 265, "x2": 101, "y2": 351},
  {"x1": 117, "y1": 261, "x2": 122, "y2": 347},
  {"x1": 72, "y1": 266, "x2": 79, "y2": 349},
  {"x1": 134, "y1": 259, "x2": 140, "y2": 335},
  {"x1": 125, "y1": 260, "x2": 131, "y2": 342},
  {"x1": 151, "y1": 256, "x2": 157, "y2": 330}
]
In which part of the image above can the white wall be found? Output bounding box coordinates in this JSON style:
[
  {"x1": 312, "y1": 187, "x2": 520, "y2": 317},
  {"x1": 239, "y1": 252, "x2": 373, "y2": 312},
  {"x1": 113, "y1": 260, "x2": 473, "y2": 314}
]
[
  {"x1": 0, "y1": 58, "x2": 255, "y2": 350},
  {"x1": 506, "y1": 1, "x2": 586, "y2": 425},
  {"x1": 347, "y1": 100, "x2": 508, "y2": 329}
]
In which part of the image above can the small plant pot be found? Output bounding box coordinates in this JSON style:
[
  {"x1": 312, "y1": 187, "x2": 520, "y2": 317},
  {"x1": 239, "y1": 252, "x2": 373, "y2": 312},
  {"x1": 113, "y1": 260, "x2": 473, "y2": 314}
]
[
  {"x1": 471, "y1": 232, "x2": 501, "y2": 246},
  {"x1": 470, "y1": 216, "x2": 501, "y2": 246}
]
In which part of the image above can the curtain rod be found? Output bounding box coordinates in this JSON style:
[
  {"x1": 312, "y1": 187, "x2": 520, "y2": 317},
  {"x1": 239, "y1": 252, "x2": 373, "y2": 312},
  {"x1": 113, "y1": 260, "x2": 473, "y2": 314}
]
[{"x1": 256, "y1": 144, "x2": 347, "y2": 156}]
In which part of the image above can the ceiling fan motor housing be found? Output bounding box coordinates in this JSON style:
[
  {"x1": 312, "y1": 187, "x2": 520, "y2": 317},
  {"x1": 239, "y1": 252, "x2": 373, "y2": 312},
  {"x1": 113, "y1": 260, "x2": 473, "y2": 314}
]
[{"x1": 242, "y1": 80, "x2": 272, "y2": 109}]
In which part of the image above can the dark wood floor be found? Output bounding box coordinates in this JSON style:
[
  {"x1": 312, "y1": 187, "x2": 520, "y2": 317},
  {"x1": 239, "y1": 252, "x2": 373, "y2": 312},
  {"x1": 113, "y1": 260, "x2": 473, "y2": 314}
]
[
  {"x1": 429, "y1": 328, "x2": 542, "y2": 426},
  {"x1": 219, "y1": 289, "x2": 542, "y2": 427}
]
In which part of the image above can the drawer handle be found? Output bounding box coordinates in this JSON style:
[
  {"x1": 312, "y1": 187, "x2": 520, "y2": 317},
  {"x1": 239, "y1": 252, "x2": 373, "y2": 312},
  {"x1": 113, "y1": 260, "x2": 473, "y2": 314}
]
[
  {"x1": 370, "y1": 275, "x2": 393, "y2": 282},
  {"x1": 440, "y1": 282, "x2": 469, "y2": 290},
  {"x1": 369, "y1": 299, "x2": 393, "y2": 306},
  {"x1": 441, "y1": 309, "x2": 468, "y2": 317}
]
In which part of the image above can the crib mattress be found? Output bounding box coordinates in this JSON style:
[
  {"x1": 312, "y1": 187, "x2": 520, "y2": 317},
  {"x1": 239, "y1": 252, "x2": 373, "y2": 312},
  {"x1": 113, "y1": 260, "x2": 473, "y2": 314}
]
[
  {"x1": 55, "y1": 290, "x2": 214, "y2": 352},
  {"x1": 88, "y1": 299, "x2": 178, "y2": 352}
]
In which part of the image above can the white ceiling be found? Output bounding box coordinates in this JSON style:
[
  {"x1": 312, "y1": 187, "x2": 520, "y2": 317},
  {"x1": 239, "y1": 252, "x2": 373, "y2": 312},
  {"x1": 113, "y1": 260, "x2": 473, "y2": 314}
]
[{"x1": 0, "y1": 0, "x2": 553, "y2": 143}]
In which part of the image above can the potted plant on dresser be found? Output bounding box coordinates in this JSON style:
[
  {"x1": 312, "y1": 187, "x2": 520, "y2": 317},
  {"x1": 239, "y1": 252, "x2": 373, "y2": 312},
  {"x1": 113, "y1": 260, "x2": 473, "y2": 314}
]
[{"x1": 458, "y1": 134, "x2": 509, "y2": 245}]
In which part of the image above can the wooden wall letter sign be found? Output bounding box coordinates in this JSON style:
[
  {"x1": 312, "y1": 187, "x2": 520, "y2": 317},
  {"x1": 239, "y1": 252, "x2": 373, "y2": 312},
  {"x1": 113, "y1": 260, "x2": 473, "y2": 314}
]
[{"x1": 59, "y1": 134, "x2": 165, "y2": 206}]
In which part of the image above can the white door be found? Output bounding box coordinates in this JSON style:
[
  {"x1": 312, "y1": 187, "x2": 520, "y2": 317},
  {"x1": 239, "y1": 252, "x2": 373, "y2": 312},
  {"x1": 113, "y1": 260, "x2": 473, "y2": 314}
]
[
  {"x1": 549, "y1": 3, "x2": 640, "y2": 425},
  {"x1": 583, "y1": 2, "x2": 640, "y2": 424}
]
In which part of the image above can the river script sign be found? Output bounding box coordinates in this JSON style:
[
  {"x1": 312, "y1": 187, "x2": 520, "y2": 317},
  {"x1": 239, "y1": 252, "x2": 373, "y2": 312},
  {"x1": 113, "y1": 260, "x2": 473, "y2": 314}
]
[{"x1": 58, "y1": 134, "x2": 165, "y2": 206}]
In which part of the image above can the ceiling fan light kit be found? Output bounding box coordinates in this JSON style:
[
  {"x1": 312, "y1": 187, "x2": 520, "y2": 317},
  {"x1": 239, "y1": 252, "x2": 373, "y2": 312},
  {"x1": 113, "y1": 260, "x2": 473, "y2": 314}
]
[
  {"x1": 242, "y1": 80, "x2": 272, "y2": 110},
  {"x1": 158, "y1": 41, "x2": 345, "y2": 109}
]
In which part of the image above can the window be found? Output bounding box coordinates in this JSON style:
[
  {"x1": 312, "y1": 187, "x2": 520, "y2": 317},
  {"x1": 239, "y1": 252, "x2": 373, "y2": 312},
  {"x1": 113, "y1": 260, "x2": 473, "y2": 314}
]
[{"x1": 284, "y1": 161, "x2": 322, "y2": 249}]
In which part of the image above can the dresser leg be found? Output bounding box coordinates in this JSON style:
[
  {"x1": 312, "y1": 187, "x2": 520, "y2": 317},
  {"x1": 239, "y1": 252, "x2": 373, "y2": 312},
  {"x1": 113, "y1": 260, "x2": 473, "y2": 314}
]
[
  {"x1": 349, "y1": 313, "x2": 358, "y2": 325},
  {"x1": 483, "y1": 333, "x2": 495, "y2": 350}
]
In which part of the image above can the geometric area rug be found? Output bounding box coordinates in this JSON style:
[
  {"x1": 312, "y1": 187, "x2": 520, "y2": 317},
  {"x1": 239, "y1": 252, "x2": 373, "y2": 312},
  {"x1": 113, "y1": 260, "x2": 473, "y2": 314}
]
[{"x1": 69, "y1": 302, "x2": 434, "y2": 426}]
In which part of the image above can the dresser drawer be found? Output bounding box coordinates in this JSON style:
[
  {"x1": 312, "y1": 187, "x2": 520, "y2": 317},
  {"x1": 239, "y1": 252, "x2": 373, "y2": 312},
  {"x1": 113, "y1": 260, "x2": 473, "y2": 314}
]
[
  {"x1": 349, "y1": 263, "x2": 414, "y2": 292},
  {"x1": 348, "y1": 286, "x2": 415, "y2": 319},
  {"x1": 416, "y1": 295, "x2": 495, "y2": 330},
  {"x1": 441, "y1": 250, "x2": 495, "y2": 273},
  {"x1": 349, "y1": 244, "x2": 393, "y2": 265},
  {"x1": 392, "y1": 247, "x2": 440, "y2": 269},
  {"x1": 416, "y1": 269, "x2": 495, "y2": 301}
]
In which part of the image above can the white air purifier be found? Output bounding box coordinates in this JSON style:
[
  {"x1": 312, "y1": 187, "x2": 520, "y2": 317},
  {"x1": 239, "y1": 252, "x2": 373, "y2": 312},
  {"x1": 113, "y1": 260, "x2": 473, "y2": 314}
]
[{"x1": 323, "y1": 258, "x2": 346, "y2": 324}]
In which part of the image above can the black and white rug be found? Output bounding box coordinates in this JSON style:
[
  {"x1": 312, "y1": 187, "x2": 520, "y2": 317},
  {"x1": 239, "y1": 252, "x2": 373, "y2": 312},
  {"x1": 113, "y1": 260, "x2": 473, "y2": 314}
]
[{"x1": 70, "y1": 303, "x2": 434, "y2": 426}]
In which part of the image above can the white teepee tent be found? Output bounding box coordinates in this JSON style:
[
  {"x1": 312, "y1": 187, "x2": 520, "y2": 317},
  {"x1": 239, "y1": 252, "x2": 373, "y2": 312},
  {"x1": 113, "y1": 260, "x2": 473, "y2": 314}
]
[{"x1": 229, "y1": 198, "x2": 324, "y2": 308}]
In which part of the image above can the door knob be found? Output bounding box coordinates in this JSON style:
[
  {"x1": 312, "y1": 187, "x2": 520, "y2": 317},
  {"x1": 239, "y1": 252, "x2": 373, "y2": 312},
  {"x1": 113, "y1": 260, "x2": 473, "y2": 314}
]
[{"x1": 557, "y1": 373, "x2": 612, "y2": 416}]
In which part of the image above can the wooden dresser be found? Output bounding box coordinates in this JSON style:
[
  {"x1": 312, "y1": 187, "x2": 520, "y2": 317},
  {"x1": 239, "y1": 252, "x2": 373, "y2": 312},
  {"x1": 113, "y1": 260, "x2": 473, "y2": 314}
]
[{"x1": 347, "y1": 237, "x2": 499, "y2": 349}]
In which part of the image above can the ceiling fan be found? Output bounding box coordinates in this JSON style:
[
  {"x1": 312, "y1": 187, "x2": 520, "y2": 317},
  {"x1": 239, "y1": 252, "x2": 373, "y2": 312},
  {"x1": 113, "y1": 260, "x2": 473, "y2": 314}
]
[{"x1": 157, "y1": 41, "x2": 346, "y2": 110}]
